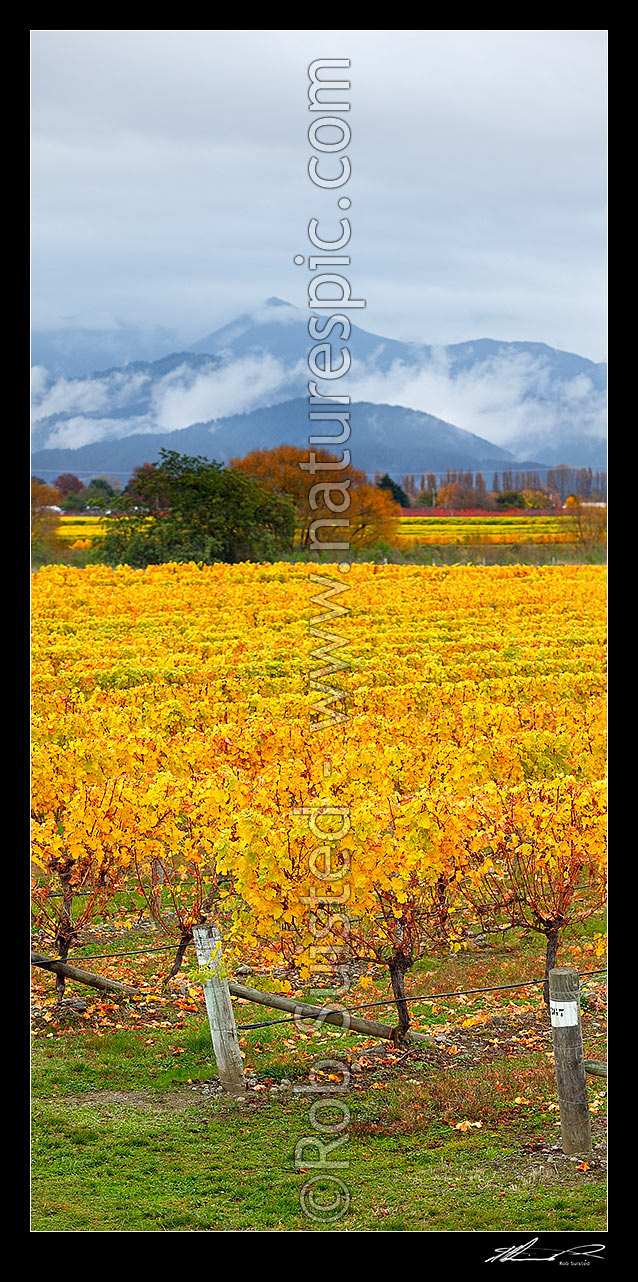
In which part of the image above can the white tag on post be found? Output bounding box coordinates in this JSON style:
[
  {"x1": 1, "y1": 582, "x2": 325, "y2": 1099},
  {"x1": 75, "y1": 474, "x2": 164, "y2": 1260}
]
[{"x1": 550, "y1": 1000, "x2": 579, "y2": 1027}]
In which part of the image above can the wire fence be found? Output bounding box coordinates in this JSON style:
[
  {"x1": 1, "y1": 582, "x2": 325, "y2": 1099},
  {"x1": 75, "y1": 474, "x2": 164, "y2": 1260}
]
[
  {"x1": 63, "y1": 943, "x2": 189, "y2": 963},
  {"x1": 31, "y1": 937, "x2": 606, "y2": 1026},
  {"x1": 234, "y1": 971, "x2": 608, "y2": 1030}
]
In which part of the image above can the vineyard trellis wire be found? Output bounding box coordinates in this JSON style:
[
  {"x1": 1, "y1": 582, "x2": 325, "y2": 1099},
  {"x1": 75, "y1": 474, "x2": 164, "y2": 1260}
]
[{"x1": 31, "y1": 944, "x2": 606, "y2": 1020}]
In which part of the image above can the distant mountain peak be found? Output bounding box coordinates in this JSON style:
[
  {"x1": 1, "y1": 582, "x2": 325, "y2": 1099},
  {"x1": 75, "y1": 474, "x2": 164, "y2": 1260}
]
[{"x1": 264, "y1": 296, "x2": 292, "y2": 308}]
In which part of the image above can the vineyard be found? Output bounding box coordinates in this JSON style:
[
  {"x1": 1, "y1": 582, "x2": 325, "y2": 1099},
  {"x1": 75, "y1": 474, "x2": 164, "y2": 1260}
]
[
  {"x1": 55, "y1": 517, "x2": 107, "y2": 549},
  {"x1": 31, "y1": 561, "x2": 607, "y2": 1231},
  {"x1": 56, "y1": 512, "x2": 579, "y2": 551},
  {"x1": 396, "y1": 513, "x2": 576, "y2": 546}
]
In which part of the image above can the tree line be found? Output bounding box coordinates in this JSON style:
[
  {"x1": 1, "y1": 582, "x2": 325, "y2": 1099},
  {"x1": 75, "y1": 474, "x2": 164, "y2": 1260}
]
[
  {"x1": 31, "y1": 448, "x2": 608, "y2": 566},
  {"x1": 32, "y1": 447, "x2": 402, "y2": 566},
  {"x1": 375, "y1": 466, "x2": 607, "y2": 509}
]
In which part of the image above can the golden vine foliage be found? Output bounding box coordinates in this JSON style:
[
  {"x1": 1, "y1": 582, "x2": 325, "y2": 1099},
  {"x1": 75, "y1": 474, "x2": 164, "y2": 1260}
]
[{"x1": 31, "y1": 563, "x2": 607, "y2": 978}]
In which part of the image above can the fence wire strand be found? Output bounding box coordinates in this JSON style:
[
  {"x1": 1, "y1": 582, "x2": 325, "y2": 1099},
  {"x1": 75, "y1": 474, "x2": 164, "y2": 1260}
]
[
  {"x1": 234, "y1": 970, "x2": 608, "y2": 1030},
  {"x1": 31, "y1": 944, "x2": 606, "y2": 1026}
]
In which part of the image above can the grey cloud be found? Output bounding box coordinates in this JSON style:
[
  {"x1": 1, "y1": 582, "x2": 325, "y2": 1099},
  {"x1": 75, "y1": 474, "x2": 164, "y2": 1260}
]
[
  {"x1": 30, "y1": 30, "x2": 607, "y2": 362},
  {"x1": 342, "y1": 351, "x2": 606, "y2": 455}
]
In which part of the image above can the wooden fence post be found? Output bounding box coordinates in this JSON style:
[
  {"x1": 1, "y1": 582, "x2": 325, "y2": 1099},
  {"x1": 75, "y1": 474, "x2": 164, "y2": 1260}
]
[
  {"x1": 192, "y1": 923, "x2": 246, "y2": 1099},
  {"x1": 549, "y1": 967, "x2": 592, "y2": 1155}
]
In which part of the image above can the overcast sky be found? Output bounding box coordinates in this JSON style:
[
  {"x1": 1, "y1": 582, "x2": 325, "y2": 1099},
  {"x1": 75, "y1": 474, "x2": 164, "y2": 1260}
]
[{"x1": 31, "y1": 29, "x2": 607, "y2": 361}]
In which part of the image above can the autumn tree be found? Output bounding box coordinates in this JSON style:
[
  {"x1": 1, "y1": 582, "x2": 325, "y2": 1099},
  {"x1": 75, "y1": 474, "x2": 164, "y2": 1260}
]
[
  {"x1": 346, "y1": 484, "x2": 401, "y2": 547},
  {"x1": 520, "y1": 489, "x2": 555, "y2": 510},
  {"x1": 31, "y1": 482, "x2": 62, "y2": 557},
  {"x1": 54, "y1": 473, "x2": 83, "y2": 496},
  {"x1": 435, "y1": 482, "x2": 459, "y2": 510},
  {"x1": 565, "y1": 496, "x2": 607, "y2": 553},
  {"x1": 230, "y1": 445, "x2": 401, "y2": 549},
  {"x1": 436, "y1": 480, "x2": 494, "y2": 511},
  {"x1": 126, "y1": 462, "x2": 162, "y2": 505},
  {"x1": 31, "y1": 481, "x2": 61, "y2": 512},
  {"x1": 436, "y1": 482, "x2": 471, "y2": 510}
]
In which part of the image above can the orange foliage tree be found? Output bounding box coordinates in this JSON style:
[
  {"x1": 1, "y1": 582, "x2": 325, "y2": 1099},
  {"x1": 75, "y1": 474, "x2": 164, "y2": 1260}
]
[
  {"x1": 565, "y1": 496, "x2": 607, "y2": 553},
  {"x1": 31, "y1": 482, "x2": 62, "y2": 556},
  {"x1": 229, "y1": 445, "x2": 401, "y2": 549},
  {"x1": 436, "y1": 481, "x2": 494, "y2": 511}
]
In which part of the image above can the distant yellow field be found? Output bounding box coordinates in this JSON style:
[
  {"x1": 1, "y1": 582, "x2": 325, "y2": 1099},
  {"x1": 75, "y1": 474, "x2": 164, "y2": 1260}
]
[
  {"x1": 57, "y1": 516, "x2": 107, "y2": 546},
  {"x1": 396, "y1": 514, "x2": 575, "y2": 546},
  {"x1": 57, "y1": 512, "x2": 576, "y2": 550}
]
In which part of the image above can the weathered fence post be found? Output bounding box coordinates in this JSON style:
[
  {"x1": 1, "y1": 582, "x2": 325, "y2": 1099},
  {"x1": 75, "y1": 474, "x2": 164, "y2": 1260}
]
[
  {"x1": 549, "y1": 967, "x2": 592, "y2": 1155},
  {"x1": 192, "y1": 923, "x2": 246, "y2": 1099}
]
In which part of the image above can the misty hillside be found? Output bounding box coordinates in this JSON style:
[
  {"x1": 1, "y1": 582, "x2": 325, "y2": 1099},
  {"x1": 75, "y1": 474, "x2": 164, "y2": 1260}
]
[
  {"x1": 31, "y1": 398, "x2": 541, "y2": 485},
  {"x1": 31, "y1": 299, "x2": 607, "y2": 470}
]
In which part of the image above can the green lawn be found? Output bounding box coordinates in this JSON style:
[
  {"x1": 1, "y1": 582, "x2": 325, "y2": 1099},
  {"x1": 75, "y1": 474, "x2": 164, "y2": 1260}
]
[{"x1": 31, "y1": 1092, "x2": 605, "y2": 1233}]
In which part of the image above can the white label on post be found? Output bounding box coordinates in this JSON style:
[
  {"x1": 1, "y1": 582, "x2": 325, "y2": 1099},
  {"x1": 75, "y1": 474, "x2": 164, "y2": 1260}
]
[{"x1": 550, "y1": 1000, "x2": 579, "y2": 1027}]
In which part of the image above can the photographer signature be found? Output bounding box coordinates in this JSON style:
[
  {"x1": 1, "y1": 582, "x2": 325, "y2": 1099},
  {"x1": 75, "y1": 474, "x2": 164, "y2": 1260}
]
[{"x1": 485, "y1": 1238, "x2": 605, "y2": 1262}]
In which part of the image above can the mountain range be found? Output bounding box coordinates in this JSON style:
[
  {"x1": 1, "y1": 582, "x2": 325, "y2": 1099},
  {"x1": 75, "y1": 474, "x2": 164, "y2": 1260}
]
[
  {"x1": 32, "y1": 397, "x2": 544, "y2": 483},
  {"x1": 31, "y1": 298, "x2": 607, "y2": 481}
]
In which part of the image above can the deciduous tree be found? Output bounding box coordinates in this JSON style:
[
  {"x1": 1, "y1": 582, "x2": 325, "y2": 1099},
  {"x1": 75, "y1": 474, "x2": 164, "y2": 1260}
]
[
  {"x1": 565, "y1": 496, "x2": 607, "y2": 553},
  {"x1": 54, "y1": 473, "x2": 83, "y2": 496},
  {"x1": 231, "y1": 445, "x2": 400, "y2": 548},
  {"x1": 31, "y1": 482, "x2": 62, "y2": 556}
]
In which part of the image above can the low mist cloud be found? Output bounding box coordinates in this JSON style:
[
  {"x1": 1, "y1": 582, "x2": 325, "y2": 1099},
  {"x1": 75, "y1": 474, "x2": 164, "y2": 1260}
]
[
  {"x1": 345, "y1": 350, "x2": 606, "y2": 456},
  {"x1": 35, "y1": 353, "x2": 305, "y2": 449},
  {"x1": 33, "y1": 344, "x2": 606, "y2": 460},
  {"x1": 32, "y1": 367, "x2": 151, "y2": 423},
  {"x1": 150, "y1": 355, "x2": 304, "y2": 430}
]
